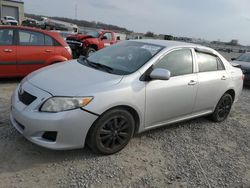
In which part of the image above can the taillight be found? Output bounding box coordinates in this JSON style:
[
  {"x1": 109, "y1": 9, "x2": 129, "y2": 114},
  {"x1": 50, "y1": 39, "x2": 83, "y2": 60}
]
[{"x1": 65, "y1": 46, "x2": 72, "y2": 55}]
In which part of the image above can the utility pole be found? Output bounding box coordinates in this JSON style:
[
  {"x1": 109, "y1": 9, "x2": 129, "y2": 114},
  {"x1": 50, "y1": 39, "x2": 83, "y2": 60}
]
[
  {"x1": 75, "y1": 3, "x2": 77, "y2": 20},
  {"x1": 0, "y1": 0, "x2": 2, "y2": 19}
]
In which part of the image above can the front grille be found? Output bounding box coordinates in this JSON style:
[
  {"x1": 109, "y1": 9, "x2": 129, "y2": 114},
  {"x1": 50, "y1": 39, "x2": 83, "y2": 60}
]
[
  {"x1": 18, "y1": 90, "x2": 37, "y2": 106},
  {"x1": 66, "y1": 40, "x2": 83, "y2": 49}
]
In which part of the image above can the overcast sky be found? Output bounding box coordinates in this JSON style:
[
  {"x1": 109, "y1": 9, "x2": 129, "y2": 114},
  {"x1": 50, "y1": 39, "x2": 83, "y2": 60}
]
[{"x1": 23, "y1": 0, "x2": 250, "y2": 45}]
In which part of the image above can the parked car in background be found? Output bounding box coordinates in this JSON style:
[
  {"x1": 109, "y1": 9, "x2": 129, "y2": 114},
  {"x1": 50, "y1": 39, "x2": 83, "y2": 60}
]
[
  {"x1": 66, "y1": 30, "x2": 117, "y2": 58},
  {"x1": 0, "y1": 26, "x2": 72, "y2": 77},
  {"x1": 10, "y1": 40, "x2": 243, "y2": 155},
  {"x1": 231, "y1": 52, "x2": 250, "y2": 85},
  {"x1": 1, "y1": 16, "x2": 18, "y2": 25},
  {"x1": 39, "y1": 17, "x2": 78, "y2": 33},
  {"x1": 21, "y1": 18, "x2": 39, "y2": 28}
]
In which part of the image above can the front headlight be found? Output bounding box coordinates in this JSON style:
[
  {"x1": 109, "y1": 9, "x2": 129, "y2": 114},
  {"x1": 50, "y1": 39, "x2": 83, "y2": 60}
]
[{"x1": 40, "y1": 97, "x2": 93, "y2": 112}]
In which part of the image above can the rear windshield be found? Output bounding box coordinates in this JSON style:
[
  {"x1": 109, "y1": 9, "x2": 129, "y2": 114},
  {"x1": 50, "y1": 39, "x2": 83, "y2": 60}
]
[{"x1": 236, "y1": 53, "x2": 250, "y2": 62}]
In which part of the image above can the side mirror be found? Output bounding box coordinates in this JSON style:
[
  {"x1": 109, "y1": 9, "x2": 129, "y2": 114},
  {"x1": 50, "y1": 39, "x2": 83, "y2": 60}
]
[
  {"x1": 231, "y1": 58, "x2": 236, "y2": 61},
  {"x1": 150, "y1": 68, "x2": 171, "y2": 80},
  {"x1": 101, "y1": 36, "x2": 108, "y2": 40}
]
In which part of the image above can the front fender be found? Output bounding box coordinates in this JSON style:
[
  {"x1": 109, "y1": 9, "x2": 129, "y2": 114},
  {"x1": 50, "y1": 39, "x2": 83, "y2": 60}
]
[{"x1": 45, "y1": 55, "x2": 69, "y2": 65}]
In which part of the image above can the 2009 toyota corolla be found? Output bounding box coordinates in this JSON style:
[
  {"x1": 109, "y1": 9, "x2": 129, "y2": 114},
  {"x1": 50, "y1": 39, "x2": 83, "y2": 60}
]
[{"x1": 10, "y1": 40, "x2": 243, "y2": 155}]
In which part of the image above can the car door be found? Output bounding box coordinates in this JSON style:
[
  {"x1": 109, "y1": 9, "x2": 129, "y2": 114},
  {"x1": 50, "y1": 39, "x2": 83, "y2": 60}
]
[
  {"x1": 0, "y1": 28, "x2": 17, "y2": 77},
  {"x1": 192, "y1": 50, "x2": 230, "y2": 113},
  {"x1": 101, "y1": 32, "x2": 113, "y2": 47},
  {"x1": 145, "y1": 48, "x2": 198, "y2": 128},
  {"x1": 16, "y1": 29, "x2": 55, "y2": 76}
]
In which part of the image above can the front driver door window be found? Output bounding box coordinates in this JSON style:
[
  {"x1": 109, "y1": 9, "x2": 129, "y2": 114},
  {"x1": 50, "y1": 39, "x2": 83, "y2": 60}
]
[
  {"x1": 102, "y1": 32, "x2": 113, "y2": 47},
  {"x1": 145, "y1": 49, "x2": 198, "y2": 127},
  {"x1": 0, "y1": 29, "x2": 17, "y2": 76}
]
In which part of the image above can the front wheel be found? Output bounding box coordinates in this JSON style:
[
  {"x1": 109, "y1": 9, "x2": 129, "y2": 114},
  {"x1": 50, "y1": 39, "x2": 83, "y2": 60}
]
[
  {"x1": 87, "y1": 109, "x2": 135, "y2": 155},
  {"x1": 84, "y1": 47, "x2": 96, "y2": 57},
  {"x1": 211, "y1": 93, "x2": 233, "y2": 122}
]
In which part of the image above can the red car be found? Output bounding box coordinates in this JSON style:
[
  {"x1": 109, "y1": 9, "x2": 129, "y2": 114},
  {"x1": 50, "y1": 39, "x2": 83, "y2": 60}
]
[
  {"x1": 66, "y1": 30, "x2": 117, "y2": 58},
  {"x1": 0, "y1": 26, "x2": 72, "y2": 78}
]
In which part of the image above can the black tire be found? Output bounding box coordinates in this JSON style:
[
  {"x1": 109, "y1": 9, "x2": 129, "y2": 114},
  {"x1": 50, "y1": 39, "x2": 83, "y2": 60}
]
[
  {"x1": 84, "y1": 47, "x2": 96, "y2": 57},
  {"x1": 87, "y1": 109, "x2": 135, "y2": 155},
  {"x1": 211, "y1": 93, "x2": 233, "y2": 122}
]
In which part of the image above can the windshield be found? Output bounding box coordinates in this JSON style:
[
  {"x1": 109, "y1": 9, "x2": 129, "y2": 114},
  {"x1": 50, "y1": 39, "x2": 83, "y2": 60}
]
[
  {"x1": 236, "y1": 53, "x2": 250, "y2": 62},
  {"x1": 7, "y1": 17, "x2": 15, "y2": 20},
  {"x1": 86, "y1": 31, "x2": 100, "y2": 38},
  {"x1": 78, "y1": 41, "x2": 164, "y2": 75}
]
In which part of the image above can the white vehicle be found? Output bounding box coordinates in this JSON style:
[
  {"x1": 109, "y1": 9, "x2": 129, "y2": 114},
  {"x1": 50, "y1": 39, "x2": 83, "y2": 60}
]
[
  {"x1": 39, "y1": 17, "x2": 78, "y2": 33},
  {"x1": 1, "y1": 16, "x2": 18, "y2": 25},
  {"x1": 10, "y1": 40, "x2": 243, "y2": 155}
]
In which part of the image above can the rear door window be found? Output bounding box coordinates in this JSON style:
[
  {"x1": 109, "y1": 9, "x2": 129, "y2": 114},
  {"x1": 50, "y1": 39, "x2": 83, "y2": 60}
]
[
  {"x1": 19, "y1": 30, "x2": 45, "y2": 46},
  {"x1": 0, "y1": 29, "x2": 14, "y2": 45},
  {"x1": 196, "y1": 52, "x2": 225, "y2": 72},
  {"x1": 45, "y1": 35, "x2": 54, "y2": 46}
]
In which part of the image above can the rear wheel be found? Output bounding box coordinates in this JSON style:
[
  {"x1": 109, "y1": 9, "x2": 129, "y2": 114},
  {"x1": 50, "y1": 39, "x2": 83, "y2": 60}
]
[
  {"x1": 87, "y1": 109, "x2": 135, "y2": 155},
  {"x1": 211, "y1": 93, "x2": 233, "y2": 122}
]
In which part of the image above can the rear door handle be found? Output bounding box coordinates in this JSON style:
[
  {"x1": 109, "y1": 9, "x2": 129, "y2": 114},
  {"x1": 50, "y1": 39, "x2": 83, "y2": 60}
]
[
  {"x1": 45, "y1": 49, "x2": 52, "y2": 53},
  {"x1": 188, "y1": 80, "x2": 198, "y2": 86},
  {"x1": 221, "y1": 76, "x2": 227, "y2": 80},
  {"x1": 3, "y1": 49, "x2": 12, "y2": 52}
]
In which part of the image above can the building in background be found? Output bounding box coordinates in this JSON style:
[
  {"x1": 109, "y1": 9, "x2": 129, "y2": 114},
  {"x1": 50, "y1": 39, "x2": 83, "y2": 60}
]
[{"x1": 0, "y1": 0, "x2": 24, "y2": 24}]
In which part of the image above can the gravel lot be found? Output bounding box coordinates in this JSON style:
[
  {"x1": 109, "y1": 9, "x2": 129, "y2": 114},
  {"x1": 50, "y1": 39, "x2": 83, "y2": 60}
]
[{"x1": 0, "y1": 52, "x2": 249, "y2": 188}]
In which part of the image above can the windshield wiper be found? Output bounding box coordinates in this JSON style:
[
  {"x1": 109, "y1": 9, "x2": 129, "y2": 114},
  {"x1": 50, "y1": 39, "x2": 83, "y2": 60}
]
[
  {"x1": 78, "y1": 56, "x2": 114, "y2": 73},
  {"x1": 90, "y1": 62, "x2": 114, "y2": 73}
]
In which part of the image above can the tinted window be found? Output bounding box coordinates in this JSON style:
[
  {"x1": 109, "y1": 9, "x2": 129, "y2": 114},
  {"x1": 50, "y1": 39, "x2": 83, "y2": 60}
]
[
  {"x1": 19, "y1": 30, "x2": 45, "y2": 46},
  {"x1": 154, "y1": 49, "x2": 193, "y2": 77},
  {"x1": 217, "y1": 58, "x2": 225, "y2": 70},
  {"x1": 103, "y1": 33, "x2": 112, "y2": 40},
  {"x1": 0, "y1": 29, "x2": 14, "y2": 45},
  {"x1": 197, "y1": 52, "x2": 224, "y2": 72},
  {"x1": 45, "y1": 35, "x2": 53, "y2": 46}
]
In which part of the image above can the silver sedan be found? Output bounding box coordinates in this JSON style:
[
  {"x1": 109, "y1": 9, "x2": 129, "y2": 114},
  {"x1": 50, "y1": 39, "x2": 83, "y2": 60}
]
[{"x1": 10, "y1": 40, "x2": 243, "y2": 155}]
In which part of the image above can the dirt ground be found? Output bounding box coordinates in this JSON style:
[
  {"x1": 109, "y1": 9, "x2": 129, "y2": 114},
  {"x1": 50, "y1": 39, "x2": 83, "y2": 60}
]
[
  {"x1": 0, "y1": 52, "x2": 249, "y2": 188},
  {"x1": 0, "y1": 80, "x2": 249, "y2": 188}
]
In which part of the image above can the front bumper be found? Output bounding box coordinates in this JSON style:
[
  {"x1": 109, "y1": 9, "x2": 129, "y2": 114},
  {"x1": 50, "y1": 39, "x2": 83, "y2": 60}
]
[{"x1": 10, "y1": 81, "x2": 98, "y2": 150}]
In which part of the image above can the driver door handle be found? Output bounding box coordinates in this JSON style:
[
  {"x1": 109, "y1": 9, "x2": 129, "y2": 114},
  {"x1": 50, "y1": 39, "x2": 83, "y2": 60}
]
[
  {"x1": 3, "y1": 49, "x2": 12, "y2": 52},
  {"x1": 188, "y1": 80, "x2": 198, "y2": 86}
]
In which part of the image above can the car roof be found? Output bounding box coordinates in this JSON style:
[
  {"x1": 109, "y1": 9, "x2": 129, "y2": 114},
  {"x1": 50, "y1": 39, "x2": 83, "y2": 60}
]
[
  {"x1": 131, "y1": 39, "x2": 219, "y2": 54},
  {"x1": 0, "y1": 25, "x2": 56, "y2": 34},
  {"x1": 132, "y1": 39, "x2": 200, "y2": 48},
  {"x1": 0, "y1": 25, "x2": 67, "y2": 46}
]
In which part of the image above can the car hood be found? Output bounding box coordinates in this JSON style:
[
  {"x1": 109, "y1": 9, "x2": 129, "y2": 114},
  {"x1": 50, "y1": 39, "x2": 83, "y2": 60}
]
[
  {"x1": 67, "y1": 34, "x2": 95, "y2": 41},
  {"x1": 27, "y1": 60, "x2": 123, "y2": 96},
  {"x1": 232, "y1": 60, "x2": 250, "y2": 72}
]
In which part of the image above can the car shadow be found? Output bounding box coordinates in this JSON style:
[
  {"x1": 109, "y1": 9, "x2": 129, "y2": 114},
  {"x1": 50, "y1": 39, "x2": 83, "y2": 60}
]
[
  {"x1": 243, "y1": 85, "x2": 250, "y2": 90},
  {"x1": 0, "y1": 116, "x2": 211, "y2": 174},
  {"x1": 0, "y1": 77, "x2": 22, "y2": 84}
]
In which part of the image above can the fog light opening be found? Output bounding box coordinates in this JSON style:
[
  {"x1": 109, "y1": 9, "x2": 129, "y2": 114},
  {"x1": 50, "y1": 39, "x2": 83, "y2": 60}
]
[{"x1": 42, "y1": 131, "x2": 57, "y2": 142}]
